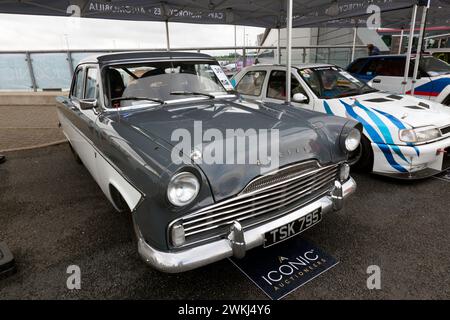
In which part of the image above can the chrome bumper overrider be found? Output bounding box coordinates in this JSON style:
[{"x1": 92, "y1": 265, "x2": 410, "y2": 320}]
[{"x1": 133, "y1": 177, "x2": 356, "y2": 273}]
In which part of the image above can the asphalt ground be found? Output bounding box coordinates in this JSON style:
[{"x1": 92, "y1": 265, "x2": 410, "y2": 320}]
[{"x1": 0, "y1": 143, "x2": 449, "y2": 299}]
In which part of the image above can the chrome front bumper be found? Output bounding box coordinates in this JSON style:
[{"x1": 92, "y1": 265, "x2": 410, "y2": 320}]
[{"x1": 134, "y1": 177, "x2": 356, "y2": 273}]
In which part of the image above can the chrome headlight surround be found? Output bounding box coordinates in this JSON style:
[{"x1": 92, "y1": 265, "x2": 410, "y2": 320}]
[
  {"x1": 167, "y1": 171, "x2": 200, "y2": 207},
  {"x1": 399, "y1": 126, "x2": 441, "y2": 144},
  {"x1": 342, "y1": 127, "x2": 361, "y2": 152}
]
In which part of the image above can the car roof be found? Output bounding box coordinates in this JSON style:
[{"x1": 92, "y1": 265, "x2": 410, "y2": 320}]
[
  {"x1": 78, "y1": 51, "x2": 216, "y2": 66},
  {"x1": 353, "y1": 54, "x2": 433, "y2": 61}
]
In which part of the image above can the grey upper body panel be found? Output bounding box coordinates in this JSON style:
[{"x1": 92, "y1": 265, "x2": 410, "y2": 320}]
[{"x1": 100, "y1": 97, "x2": 355, "y2": 201}]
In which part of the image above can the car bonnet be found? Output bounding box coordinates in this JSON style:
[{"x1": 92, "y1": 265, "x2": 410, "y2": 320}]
[{"x1": 116, "y1": 98, "x2": 334, "y2": 201}]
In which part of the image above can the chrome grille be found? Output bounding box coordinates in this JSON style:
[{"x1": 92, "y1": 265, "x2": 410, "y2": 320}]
[{"x1": 173, "y1": 161, "x2": 339, "y2": 244}]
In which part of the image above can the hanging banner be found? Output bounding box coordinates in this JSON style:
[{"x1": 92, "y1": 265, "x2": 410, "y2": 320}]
[{"x1": 1, "y1": 1, "x2": 440, "y2": 28}]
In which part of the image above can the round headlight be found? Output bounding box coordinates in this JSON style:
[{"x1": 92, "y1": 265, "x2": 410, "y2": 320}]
[
  {"x1": 167, "y1": 172, "x2": 200, "y2": 207},
  {"x1": 345, "y1": 128, "x2": 361, "y2": 152}
]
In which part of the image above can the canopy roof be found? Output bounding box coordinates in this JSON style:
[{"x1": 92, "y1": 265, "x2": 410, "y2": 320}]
[{"x1": 0, "y1": 0, "x2": 428, "y2": 28}]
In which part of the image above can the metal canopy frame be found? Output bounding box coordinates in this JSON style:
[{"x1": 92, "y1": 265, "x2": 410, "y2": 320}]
[
  {"x1": 2, "y1": 0, "x2": 436, "y2": 102},
  {"x1": 403, "y1": 0, "x2": 430, "y2": 96}
]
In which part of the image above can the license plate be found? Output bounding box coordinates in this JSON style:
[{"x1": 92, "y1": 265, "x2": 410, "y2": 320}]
[{"x1": 264, "y1": 208, "x2": 322, "y2": 248}]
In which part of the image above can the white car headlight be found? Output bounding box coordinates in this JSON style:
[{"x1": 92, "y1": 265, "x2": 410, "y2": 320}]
[
  {"x1": 167, "y1": 172, "x2": 200, "y2": 207},
  {"x1": 399, "y1": 126, "x2": 441, "y2": 143},
  {"x1": 344, "y1": 128, "x2": 361, "y2": 152}
]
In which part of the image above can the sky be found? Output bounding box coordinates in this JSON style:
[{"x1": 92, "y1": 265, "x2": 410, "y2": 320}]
[{"x1": 0, "y1": 13, "x2": 264, "y2": 54}]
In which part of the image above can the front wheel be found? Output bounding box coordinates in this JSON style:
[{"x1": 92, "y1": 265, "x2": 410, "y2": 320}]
[{"x1": 350, "y1": 135, "x2": 374, "y2": 172}]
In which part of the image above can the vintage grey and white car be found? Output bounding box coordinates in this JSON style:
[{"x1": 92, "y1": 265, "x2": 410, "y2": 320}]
[{"x1": 57, "y1": 52, "x2": 360, "y2": 273}]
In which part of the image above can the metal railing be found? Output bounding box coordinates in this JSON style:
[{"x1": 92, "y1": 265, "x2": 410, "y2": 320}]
[{"x1": 0, "y1": 45, "x2": 367, "y2": 92}]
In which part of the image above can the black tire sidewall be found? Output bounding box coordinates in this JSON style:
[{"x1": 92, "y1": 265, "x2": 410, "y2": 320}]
[{"x1": 351, "y1": 135, "x2": 374, "y2": 172}]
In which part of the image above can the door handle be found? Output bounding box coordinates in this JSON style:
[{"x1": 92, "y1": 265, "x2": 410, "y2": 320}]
[{"x1": 373, "y1": 79, "x2": 381, "y2": 83}]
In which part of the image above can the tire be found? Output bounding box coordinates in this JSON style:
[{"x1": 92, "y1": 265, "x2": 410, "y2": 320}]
[
  {"x1": 442, "y1": 94, "x2": 450, "y2": 106},
  {"x1": 110, "y1": 185, "x2": 131, "y2": 213},
  {"x1": 351, "y1": 135, "x2": 374, "y2": 172},
  {"x1": 68, "y1": 143, "x2": 82, "y2": 164}
]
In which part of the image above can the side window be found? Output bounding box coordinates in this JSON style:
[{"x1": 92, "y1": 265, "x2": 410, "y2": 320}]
[
  {"x1": 360, "y1": 59, "x2": 380, "y2": 77},
  {"x1": 236, "y1": 71, "x2": 266, "y2": 96},
  {"x1": 85, "y1": 68, "x2": 98, "y2": 100},
  {"x1": 267, "y1": 70, "x2": 306, "y2": 100},
  {"x1": 373, "y1": 58, "x2": 405, "y2": 77},
  {"x1": 347, "y1": 59, "x2": 367, "y2": 74},
  {"x1": 72, "y1": 68, "x2": 84, "y2": 99},
  {"x1": 361, "y1": 58, "x2": 421, "y2": 78}
]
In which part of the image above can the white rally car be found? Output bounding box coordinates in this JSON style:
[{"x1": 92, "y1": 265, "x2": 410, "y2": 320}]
[
  {"x1": 232, "y1": 63, "x2": 450, "y2": 179},
  {"x1": 347, "y1": 55, "x2": 450, "y2": 106}
]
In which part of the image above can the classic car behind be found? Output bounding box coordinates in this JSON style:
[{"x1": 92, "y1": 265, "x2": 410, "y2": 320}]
[
  {"x1": 56, "y1": 52, "x2": 360, "y2": 273},
  {"x1": 347, "y1": 54, "x2": 450, "y2": 106}
]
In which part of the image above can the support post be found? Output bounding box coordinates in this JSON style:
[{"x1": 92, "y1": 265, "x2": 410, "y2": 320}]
[
  {"x1": 351, "y1": 27, "x2": 357, "y2": 62},
  {"x1": 411, "y1": 3, "x2": 429, "y2": 96},
  {"x1": 398, "y1": 28, "x2": 404, "y2": 54},
  {"x1": 25, "y1": 52, "x2": 37, "y2": 92},
  {"x1": 402, "y1": 4, "x2": 418, "y2": 94},
  {"x1": 285, "y1": 0, "x2": 293, "y2": 103},
  {"x1": 67, "y1": 51, "x2": 74, "y2": 77},
  {"x1": 277, "y1": 28, "x2": 281, "y2": 64},
  {"x1": 165, "y1": 20, "x2": 170, "y2": 51},
  {"x1": 242, "y1": 26, "x2": 246, "y2": 68},
  {"x1": 234, "y1": 25, "x2": 238, "y2": 67}
]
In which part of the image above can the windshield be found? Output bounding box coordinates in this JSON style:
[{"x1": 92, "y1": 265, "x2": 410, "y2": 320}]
[
  {"x1": 298, "y1": 66, "x2": 377, "y2": 99},
  {"x1": 104, "y1": 61, "x2": 233, "y2": 108},
  {"x1": 419, "y1": 56, "x2": 450, "y2": 76}
]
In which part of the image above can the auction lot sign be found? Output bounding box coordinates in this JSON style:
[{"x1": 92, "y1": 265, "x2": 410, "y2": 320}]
[{"x1": 230, "y1": 238, "x2": 338, "y2": 300}]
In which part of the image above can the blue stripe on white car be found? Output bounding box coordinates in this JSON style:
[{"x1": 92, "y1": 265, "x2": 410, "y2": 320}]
[
  {"x1": 325, "y1": 100, "x2": 408, "y2": 173},
  {"x1": 353, "y1": 100, "x2": 409, "y2": 164},
  {"x1": 370, "y1": 108, "x2": 420, "y2": 157}
]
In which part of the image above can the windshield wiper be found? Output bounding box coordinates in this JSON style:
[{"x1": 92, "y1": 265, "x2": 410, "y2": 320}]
[
  {"x1": 170, "y1": 91, "x2": 216, "y2": 99},
  {"x1": 111, "y1": 97, "x2": 165, "y2": 105}
]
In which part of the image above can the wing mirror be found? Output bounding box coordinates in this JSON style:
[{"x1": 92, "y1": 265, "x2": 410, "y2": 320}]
[
  {"x1": 292, "y1": 93, "x2": 309, "y2": 103},
  {"x1": 79, "y1": 99, "x2": 98, "y2": 110}
]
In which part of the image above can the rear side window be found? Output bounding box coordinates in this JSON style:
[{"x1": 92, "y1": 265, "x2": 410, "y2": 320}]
[
  {"x1": 372, "y1": 58, "x2": 405, "y2": 77},
  {"x1": 347, "y1": 59, "x2": 367, "y2": 74},
  {"x1": 236, "y1": 71, "x2": 266, "y2": 96},
  {"x1": 72, "y1": 68, "x2": 84, "y2": 98},
  {"x1": 360, "y1": 59, "x2": 381, "y2": 77},
  {"x1": 361, "y1": 58, "x2": 424, "y2": 77}
]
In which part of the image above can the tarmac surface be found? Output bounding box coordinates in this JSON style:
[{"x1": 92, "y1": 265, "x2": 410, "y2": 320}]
[
  {"x1": 0, "y1": 105, "x2": 65, "y2": 152},
  {"x1": 0, "y1": 143, "x2": 450, "y2": 299}
]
